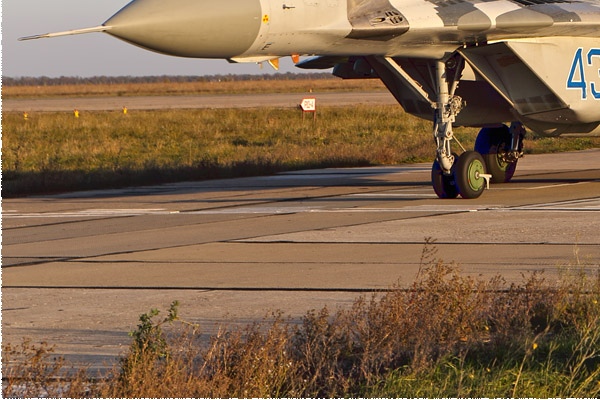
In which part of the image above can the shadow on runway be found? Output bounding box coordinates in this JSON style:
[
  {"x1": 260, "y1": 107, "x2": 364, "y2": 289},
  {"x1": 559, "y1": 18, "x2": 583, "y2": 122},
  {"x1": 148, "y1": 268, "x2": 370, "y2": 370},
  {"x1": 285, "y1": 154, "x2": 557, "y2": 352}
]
[
  {"x1": 3, "y1": 160, "x2": 371, "y2": 198},
  {"x1": 3, "y1": 160, "x2": 430, "y2": 199},
  {"x1": 511, "y1": 169, "x2": 600, "y2": 184},
  {"x1": 5, "y1": 160, "x2": 597, "y2": 199}
]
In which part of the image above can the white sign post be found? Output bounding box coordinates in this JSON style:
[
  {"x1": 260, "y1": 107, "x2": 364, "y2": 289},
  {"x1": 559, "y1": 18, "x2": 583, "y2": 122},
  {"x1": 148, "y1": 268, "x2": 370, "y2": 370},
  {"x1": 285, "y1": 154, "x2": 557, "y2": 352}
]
[{"x1": 300, "y1": 98, "x2": 316, "y2": 121}]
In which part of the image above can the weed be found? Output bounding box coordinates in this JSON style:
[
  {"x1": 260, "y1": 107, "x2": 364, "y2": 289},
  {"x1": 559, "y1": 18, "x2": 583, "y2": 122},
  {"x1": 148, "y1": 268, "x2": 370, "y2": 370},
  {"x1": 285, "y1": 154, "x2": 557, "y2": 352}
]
[{"x1": 1, "y1": 340, "x2": 90, "y2": 398}]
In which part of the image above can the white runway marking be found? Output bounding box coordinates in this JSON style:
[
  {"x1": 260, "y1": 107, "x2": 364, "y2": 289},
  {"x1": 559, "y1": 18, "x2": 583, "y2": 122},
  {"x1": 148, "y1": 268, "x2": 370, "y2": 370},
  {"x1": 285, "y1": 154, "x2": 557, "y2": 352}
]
[
  {"x1": 511, "y1": 198, "x2": 600, "y2": 211},
  {"x1": 527, "y1": 182, "x2": 590, "y2": 190},
  {"x1": 3, "y1": 209, "x2": 171, "y2": 218},
  {"x1": 349, "y1": 193, "x2": 439, "y2": 198},
  {"x1": 4, "y1": 198, "x2": 599, "y2": 218}
]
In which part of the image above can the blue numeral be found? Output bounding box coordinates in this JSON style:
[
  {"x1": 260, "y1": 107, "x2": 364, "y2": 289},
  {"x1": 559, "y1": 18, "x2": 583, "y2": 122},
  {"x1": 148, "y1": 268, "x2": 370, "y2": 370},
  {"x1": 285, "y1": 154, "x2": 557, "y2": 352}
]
[
  {"x1": 567, "y1": 48, "x2": 587, "y2": 99},
  {"x1": 587, "y1": 49, "x2": 600, "y2": 99},
  {"x1": 568, "y1": 48, "x2": 600, "y2": 100}
]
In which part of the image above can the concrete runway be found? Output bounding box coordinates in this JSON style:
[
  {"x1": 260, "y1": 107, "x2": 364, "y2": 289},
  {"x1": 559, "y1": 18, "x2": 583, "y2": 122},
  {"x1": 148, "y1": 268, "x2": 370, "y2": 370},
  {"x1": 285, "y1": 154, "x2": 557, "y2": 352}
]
[
  {"x1": 3, "y1": 91, "x2": 396, "y2": 112},
  {"x1": 3, "y1": 149, "x2": 600, "y2": 370}
]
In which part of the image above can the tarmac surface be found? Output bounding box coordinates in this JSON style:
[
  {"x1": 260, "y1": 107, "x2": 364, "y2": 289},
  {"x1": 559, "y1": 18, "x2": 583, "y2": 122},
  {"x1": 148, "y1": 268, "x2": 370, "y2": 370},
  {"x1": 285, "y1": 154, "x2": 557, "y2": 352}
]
[
  {"x1": 3, "y1": 91, "x2": 396, "y2": 112},
  {"x1": 3, "y1": 148, "x2": 600, "y2": 372}
]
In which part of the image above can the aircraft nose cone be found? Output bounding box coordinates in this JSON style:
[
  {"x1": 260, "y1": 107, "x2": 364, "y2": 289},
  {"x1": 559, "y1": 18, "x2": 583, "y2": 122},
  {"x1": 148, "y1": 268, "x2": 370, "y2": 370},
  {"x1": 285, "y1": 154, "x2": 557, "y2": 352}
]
[{"x1": 104, "y1": 0, "x2": 262, "y2": 58}]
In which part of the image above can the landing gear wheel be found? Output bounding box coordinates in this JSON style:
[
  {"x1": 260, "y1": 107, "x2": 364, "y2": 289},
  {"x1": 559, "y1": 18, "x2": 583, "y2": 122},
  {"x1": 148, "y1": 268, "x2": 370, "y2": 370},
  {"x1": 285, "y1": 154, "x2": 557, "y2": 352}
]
[
  {"x1": 432, "y1": 158, "x2": 458, "y2": 199},
  {"x1": 454, "y1": 151, "x2": 486, "y2": 199},
  {"x1": 474, "y1": 126, "x2": 517, "y2": 183}
]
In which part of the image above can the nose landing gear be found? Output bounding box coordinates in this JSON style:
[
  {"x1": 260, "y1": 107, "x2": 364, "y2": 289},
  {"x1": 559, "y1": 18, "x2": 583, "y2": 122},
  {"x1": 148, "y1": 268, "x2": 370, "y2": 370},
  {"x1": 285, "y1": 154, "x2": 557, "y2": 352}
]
[{"x1": 431, "y1": 58, "x2": 490, "y2": 199}]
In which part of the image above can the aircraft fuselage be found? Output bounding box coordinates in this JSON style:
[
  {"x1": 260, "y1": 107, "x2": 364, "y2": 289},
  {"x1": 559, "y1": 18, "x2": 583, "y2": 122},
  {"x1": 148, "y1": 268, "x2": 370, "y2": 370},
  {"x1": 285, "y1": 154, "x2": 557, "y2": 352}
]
[{"x1": 102, "y1": 0, "x2": 600, "y2": 135}]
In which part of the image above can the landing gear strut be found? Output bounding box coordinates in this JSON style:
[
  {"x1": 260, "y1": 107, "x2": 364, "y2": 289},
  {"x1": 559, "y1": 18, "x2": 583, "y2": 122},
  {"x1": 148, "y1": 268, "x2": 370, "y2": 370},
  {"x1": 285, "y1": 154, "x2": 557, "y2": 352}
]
[{"x1": 431, "y1": 58, "x2": 490, "y2": 199}]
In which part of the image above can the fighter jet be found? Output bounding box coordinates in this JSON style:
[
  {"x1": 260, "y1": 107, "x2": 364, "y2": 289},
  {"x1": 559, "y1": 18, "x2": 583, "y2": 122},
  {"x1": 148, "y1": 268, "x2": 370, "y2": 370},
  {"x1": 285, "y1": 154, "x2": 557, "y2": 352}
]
[{"x1": 20, "y1": 0, "x2": 600, "y2": 198}]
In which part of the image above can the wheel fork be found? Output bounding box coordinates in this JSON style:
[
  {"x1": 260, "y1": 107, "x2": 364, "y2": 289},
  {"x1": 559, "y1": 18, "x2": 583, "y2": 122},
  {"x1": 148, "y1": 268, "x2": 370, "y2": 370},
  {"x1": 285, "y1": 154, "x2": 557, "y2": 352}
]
[
  {"x1": 433, "y1": 58, "x2": 492, "y2": 191},
  {"x1": 507, "y1": 121, "x2": 526, "y2": 163}
]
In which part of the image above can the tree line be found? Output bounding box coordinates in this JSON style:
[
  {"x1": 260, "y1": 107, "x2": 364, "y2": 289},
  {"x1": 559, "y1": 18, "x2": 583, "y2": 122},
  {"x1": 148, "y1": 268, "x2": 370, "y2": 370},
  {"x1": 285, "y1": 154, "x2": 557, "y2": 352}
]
[{"x1": 2, "y1": 72, "x2": 333, "y2": 87}]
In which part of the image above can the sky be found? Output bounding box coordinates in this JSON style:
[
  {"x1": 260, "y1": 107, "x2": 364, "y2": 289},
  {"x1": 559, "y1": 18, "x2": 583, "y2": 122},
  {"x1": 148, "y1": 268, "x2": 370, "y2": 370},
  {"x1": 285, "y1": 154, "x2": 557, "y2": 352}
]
[{"x1": 2, "y1": 0, "x2": 301, "y2": 77}]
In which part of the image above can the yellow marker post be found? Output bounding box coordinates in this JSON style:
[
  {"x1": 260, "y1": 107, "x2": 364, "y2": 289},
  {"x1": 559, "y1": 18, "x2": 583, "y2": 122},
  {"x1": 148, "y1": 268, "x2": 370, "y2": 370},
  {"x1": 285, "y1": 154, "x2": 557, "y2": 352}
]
[
  {"x1": 123, "y1": 106, "x2": 128, "y2": 115},
  {"x1": 74, "y1": 109, "x2": 80, "y2": 118},
  {"x1": 23, "y1": 112, "x2": 29, "y2": 121}
]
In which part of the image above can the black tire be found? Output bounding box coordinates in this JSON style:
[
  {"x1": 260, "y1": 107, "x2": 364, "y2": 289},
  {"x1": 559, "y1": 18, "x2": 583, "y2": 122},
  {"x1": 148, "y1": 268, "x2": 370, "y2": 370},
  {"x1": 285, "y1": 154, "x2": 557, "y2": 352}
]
[
  {"x1": 431, "y1": 158, "x2": 458, "y2": 199},
  {"x1": 474, "y1": 126, "x2": 517, "y2": 183},
  {"x1": 454, "y1": 151, "x2": 486, "y2": 199}
]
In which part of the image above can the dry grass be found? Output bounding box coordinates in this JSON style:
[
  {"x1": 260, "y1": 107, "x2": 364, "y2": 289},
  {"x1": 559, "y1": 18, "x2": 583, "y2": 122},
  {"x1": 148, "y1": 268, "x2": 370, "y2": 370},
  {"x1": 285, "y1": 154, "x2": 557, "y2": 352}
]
[
  {"x1": 4, "y1": 104, "x2": 600, "y2": 197},
  {"x1": 2, "y1": 78, "x2": 386, "y2": 98},
  {"x1": 3, "y1": 242, "x2": 600, "y2": 398},
  {"x1": 2, "y1": 105, "x2": 455, "y2": 196},
  {"x1": 4, "y1": 105, "x2": 600, "y2": 198}
]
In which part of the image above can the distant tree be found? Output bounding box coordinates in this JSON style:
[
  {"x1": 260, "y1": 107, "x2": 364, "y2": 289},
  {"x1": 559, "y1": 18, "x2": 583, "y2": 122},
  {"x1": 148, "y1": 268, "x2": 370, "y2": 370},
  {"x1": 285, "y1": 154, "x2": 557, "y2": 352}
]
[{"x1": 2, "y1": 73, "x2": 334, "y2": 87}]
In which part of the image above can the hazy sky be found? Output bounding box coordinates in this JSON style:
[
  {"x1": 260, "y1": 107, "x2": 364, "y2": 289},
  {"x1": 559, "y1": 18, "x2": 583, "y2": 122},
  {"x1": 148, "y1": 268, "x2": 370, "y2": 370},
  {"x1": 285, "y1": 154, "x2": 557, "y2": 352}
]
[{"x1": 2, "y1": 0, "x2": 302, "y2": 77}]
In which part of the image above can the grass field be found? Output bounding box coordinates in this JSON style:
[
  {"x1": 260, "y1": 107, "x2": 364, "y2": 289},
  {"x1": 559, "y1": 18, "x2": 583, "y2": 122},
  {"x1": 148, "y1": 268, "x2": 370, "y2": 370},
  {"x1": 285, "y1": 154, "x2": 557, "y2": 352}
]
[
  {"x1": 1, "y1": 105, "x2": 452, "y2": 196},
  {"x1": 2, "y1": 77, "x2": 387, "y2": 98},
  {"x1": 2, "y1": 105, "x2": 600, "y2": 197},
  {"x1": 4, "y1": 102, "x2": 600, "y2": 197}
]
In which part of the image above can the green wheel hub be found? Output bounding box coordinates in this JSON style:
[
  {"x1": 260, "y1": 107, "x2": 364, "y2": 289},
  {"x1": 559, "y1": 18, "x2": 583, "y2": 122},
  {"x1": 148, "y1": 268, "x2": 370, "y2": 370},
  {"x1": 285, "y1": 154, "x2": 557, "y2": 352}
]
[{"x1": 467, "y1": 158, "x2": 486, "y2": 191}]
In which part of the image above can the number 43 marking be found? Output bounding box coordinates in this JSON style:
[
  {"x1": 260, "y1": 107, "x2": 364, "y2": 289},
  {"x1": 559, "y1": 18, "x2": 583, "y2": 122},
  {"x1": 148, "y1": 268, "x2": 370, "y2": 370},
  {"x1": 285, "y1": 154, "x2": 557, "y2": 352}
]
[{"x1": 567, "y1": 48, "x2": 600, "y2": 100}]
